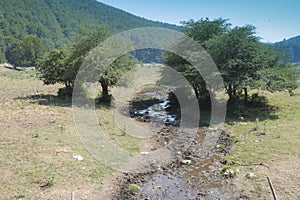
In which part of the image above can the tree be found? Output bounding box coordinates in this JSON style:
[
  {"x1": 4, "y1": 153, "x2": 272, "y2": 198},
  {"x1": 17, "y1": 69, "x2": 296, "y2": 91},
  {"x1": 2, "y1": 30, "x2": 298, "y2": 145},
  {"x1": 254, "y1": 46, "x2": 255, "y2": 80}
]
[
  {"x1": 206, "y1": 25, "x2": 298, "y2": 102},
  {"x1": 12, "y1": 35, "x2": 46, "y2": 67},
  {"x1": 206, "y1": 25, "x2": 263, "y2": 101},
  {"x1": 36, "y1": 49, "x2": 68, "y2": 86},
  {"x1": 182, "y1": 18, "x2": 230, "y2": 48},
  {"x1": 163, "y1": 18, "x2": 230, "y2": 104},
  {"x1": 257, "y1": 62, "x2": 299, "y2": 92},
  {"x1": 5, "y1": 37, "x2": 20, "y2": 67},
  {"x1": 37, "y1": 27, "x2": 137, "y2": 98},
  {"x1": 99, "y1": 54, "x2": 137, "y2": 97},
  {"x1": 64, "y1": 26, "x2": 137, "y2": 97},
  {"x1": 63, "y1": 26, "x2": 110, "y2": 89},
  {"x1": 164, "y1": 18, "x2": 299, "y2": 107}
]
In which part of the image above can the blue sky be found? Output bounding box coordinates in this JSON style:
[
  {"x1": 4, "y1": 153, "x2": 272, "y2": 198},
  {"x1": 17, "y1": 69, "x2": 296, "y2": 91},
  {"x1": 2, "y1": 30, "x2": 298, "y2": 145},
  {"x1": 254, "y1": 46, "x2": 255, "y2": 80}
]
[{"x1": 99, "y1": 0, "x2": 300, "y2": 43}]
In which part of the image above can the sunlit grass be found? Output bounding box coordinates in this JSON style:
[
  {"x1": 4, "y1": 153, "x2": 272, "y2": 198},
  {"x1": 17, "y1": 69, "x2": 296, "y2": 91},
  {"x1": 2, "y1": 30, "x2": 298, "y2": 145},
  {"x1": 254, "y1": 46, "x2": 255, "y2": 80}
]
[
  {"x1": 96, "y1": 107, "x2": 140, "y2": 153},
  {"x1": 0, "y1": 68, "x2": 113, "y2": 199},
  {"x1": 226, "y1": 87, "x2": 300, "y2": 199},
  {"x1": 227, "y1": 88, "x2": 300, "y2": 162}
]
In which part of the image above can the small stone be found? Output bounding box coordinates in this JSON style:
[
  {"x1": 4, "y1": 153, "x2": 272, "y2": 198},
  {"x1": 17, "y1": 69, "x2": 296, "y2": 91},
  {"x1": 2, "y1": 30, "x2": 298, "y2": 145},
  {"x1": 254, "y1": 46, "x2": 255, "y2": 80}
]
[
  {"x1": 73, "y1": 155, "x2": 83, "y2": 161},
  {"x1": 181, "y1": 160, "x2": 192, "y2": 165},
  {"x1": 239, "y1": 116, "x2": 245, "y2": 121},
  {"x1": 246, "y1": 172, "x2": 256, "y2": 179}
]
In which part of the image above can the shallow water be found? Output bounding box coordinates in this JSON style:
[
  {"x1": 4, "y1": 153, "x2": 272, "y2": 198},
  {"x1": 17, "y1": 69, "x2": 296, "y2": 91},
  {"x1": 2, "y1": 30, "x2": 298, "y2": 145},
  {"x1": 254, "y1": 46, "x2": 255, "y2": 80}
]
[
  {"x1": 133, "y1": 98, "x2": 178, "y2": 126},
  {"x1": 137, "y1": 173, "x2": 198, "y2": 200}
]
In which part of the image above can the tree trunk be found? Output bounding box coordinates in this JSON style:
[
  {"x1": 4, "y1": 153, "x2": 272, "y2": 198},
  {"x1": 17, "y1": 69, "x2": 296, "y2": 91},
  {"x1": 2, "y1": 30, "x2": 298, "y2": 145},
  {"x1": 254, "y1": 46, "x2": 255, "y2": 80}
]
[
  {"x1": 100, "y1": 80, "x2": 109, "y2": 97},
  {"x1": 244, "y1": 87, "x2": 248, "y2": 104},
  {"x1": 233, "y1": 84, "x2": 242, "y2": 98},
  {"x1": 227, "y1": 83, "x2": 233, "y2": 101}
]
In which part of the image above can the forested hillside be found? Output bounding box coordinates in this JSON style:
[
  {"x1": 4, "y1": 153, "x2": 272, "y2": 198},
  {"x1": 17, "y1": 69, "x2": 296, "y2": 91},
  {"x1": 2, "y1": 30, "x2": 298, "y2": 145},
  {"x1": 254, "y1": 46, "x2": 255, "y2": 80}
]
[
  {"x1": 273, "y1": 35, "x2": 300, "y2": 63},
  {"x1": 0, "y1": 0, "x2": 179, "y2": 63}
]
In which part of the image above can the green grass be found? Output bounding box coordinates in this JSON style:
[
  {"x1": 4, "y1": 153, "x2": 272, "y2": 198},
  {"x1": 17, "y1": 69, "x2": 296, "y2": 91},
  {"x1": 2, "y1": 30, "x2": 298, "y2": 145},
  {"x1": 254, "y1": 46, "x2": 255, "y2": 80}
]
[
  {"x1": 96, "y1": 107, "x2": 140, "y2": 153},
  {"x1": 1, "y1": 66, "x2": 299, "y2": 199},
  {"x1": 225, "y1": 88, "x2": 300, "y2": 199},
  {"x1": 0, "y1": 67, "x2": 37, "y2": 79},
  {"x1": 0, "y1": 66, "x2": 145, "y2": 199},
  {"x1": 227, "y1": 89, "x2": 300, "y2": 162}
]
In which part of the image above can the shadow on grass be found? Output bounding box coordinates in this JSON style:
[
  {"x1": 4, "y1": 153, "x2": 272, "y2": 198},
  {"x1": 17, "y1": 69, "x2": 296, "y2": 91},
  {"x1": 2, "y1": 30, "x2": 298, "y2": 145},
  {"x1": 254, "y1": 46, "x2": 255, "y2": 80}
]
[
  {"x1": 4, "y1": 65, "x2": 23, "y2": 71},
  {"x1": 14, "y1": 89, "x2": 279, "y2": 125},
  {"x1": 95, "y1": 95, "x2": 114, "y2": 109},
  {"x1": 225, "y1": 94, "x2": 279, "y2": 123},
  {"x1": 14, "y1": 93, "x2": 72, "y2": 107},
  {"x1": 15, "y1": 89, "x2": 115, "y2": 109}
]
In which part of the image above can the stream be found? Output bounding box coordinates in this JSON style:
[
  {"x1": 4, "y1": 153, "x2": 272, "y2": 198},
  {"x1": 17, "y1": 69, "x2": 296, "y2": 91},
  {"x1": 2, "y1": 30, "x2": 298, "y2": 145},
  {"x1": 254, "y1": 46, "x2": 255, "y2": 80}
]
[
  {"x1": 116, "y1": 87, "x2": 243, "y2": 200},
  {"x1": 129, "y1": 98, "x2": 179, "y2": 126}
]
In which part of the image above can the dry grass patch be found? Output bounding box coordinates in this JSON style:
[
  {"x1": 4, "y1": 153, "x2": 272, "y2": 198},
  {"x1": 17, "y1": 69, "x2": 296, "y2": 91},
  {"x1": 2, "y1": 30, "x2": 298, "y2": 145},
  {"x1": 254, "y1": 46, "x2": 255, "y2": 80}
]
[{"x1": 0, "y1": 67, "x2": 114, "y2": 199}]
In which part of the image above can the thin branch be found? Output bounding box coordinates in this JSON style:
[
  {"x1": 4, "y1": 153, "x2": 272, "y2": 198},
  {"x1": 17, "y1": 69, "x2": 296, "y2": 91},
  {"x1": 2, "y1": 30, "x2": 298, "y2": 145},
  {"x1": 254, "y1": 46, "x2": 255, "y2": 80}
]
[
  {"x1": 267, "y1": 176, "x2": 278, "y2": 200},
  {"x1": 232, "y1": 161, "x2": 270, "y2": 168}
]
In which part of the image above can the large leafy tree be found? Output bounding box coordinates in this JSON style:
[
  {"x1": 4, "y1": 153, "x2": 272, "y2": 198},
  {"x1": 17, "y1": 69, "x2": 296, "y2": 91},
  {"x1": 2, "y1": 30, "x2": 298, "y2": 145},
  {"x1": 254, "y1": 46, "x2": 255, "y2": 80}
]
[
  {"x1": 98, "y1": 54, "x2": 137, "y2": 96},
  {"x1": 36, "y1": 49, "x2": 68, "y2": 86},
  {"x1": 37, "y1": 27, "x2": 137, "y2": 97},
  {"x1": 182, "y1": 18, "x2": 230, "y2": 47},
  {"x1": 63, "y1": 26, "x2": 110, "y2": 89},
  {"x1": 206, "y1": 25, "x2": 264, "y2": 101},
  {"x1": 163, "y1": 18, "x2": 230, "y2": 103},
  {"x1": 164, "y1": 18, "x2": 299, "y2": 106},
  {"x1": 206, "y1": 25, "x2": 298, "y2": 102},
  {"x1": 257, "y1": 62, "x2": 299, "y2": 92}
]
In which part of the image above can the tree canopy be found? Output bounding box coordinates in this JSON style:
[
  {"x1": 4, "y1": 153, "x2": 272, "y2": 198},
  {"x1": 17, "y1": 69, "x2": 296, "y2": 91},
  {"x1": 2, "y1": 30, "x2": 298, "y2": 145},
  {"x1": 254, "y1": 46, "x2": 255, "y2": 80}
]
[
  {"x1": 7, "y1": 35, "x2": 46, "y2": 67},
  {"x1": 36, "y1": 49, "x2": 67, "y2": 86},
  {"x1": 164, "y1": 18, "x2": 299, "y2": 106},
  {"x1": 37, "y1": 26, "x2": 137, "y2": 97}
]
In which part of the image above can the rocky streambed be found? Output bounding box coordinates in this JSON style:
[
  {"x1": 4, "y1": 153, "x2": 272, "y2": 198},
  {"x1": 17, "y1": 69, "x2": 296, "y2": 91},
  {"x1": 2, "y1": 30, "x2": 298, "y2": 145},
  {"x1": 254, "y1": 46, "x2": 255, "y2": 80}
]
[{"x1": 113, "y1": 87, "x2": 245, "y2": 200}]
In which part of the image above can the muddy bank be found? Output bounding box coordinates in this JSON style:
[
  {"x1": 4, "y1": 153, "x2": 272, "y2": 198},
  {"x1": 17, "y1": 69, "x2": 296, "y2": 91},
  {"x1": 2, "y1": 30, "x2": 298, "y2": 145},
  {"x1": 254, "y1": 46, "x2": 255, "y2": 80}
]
[{"x1": 112, "y1": 128, "x2": 246, "y2": 200}]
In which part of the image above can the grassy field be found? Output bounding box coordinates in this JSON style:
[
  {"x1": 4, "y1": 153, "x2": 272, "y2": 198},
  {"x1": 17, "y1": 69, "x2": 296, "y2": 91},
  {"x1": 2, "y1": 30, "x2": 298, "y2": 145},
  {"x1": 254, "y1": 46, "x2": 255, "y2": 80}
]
[
  {"x1": 1, "y1": 66, "x2": 299, "y2": 199},
  {"x1": 0, "y1": 67, "x2": 114, "y2": 199},
  {"x1": 226, "y1": 88, "x2": 300, "y2": 199}
]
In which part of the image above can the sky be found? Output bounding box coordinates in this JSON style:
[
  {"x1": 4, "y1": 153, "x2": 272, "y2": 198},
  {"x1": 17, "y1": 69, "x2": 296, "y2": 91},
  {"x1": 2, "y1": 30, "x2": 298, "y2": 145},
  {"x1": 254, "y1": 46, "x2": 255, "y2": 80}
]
[{"x1": 98, "y1": 0, "x2": 300, "y2": 43}]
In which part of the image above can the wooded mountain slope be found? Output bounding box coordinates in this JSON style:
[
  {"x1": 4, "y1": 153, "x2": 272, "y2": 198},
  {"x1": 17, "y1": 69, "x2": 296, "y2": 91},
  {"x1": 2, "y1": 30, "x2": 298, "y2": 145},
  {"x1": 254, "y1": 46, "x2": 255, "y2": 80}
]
[
  {"x1": 273, "y1": 35, "x2": 300, "y2": 63},
  {"x1": 0, "y1": 0, "x2": 179, "y2": 63}
]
